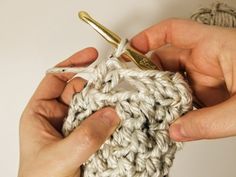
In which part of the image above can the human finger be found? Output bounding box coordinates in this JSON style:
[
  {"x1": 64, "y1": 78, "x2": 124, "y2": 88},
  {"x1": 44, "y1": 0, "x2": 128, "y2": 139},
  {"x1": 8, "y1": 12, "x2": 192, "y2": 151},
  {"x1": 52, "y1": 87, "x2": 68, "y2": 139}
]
[
  {"x1": 60, "y1": 77, "x2": 87, "y2": 105},
  {"x1": 131, "y1": 19, "x2": 209, "y2": 53},
  {"x1": 55, "y1": 107, "x2": 120, "y2": 168},
  {"x1": 33, "y1": 47, "x2": 98, "y2": 100},
  {"x1": 151, "y1": 45, "x2": 190, "y2": 72},
  {"x1": 169, "y1": 96, "x2": 236, "y2": 141}
]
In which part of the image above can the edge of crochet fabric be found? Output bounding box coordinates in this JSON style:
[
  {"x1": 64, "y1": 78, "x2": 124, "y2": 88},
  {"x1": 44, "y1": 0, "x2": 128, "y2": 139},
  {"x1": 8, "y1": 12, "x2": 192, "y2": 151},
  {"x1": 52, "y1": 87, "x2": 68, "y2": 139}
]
[
  {"x1": 62, "y1": 57, "x2": 193, "y2": 177},
  {"x1": 60, "y1": 2, "x2": 236, "y2": 177}
]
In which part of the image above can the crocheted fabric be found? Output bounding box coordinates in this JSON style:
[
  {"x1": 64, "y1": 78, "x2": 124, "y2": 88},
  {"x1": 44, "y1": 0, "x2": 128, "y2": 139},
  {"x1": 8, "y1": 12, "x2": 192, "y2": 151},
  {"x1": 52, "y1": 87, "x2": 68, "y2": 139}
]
[
  {"x1": 60, "y1": 41, "x2": 193, "y2": 177},
  {"x1": 47, "y1": 2, "x2": 236, "y2": 177}
]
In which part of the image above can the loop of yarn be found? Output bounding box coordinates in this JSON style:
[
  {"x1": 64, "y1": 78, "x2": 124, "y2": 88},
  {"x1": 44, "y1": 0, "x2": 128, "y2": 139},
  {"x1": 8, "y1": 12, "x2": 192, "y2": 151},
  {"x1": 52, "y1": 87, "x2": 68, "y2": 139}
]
[
  {"x1": 113, "y1": 38, "x2": 129, "y2": 58},
  {"x1": 46, "y1": 2, "x2": 236, "y2": 177},
  {"x1": 61, "y1": 40, "x2": 193, "y2": 177},
  {"x1": 63, "y1": 58, "x2": 192, "y2": 177}
]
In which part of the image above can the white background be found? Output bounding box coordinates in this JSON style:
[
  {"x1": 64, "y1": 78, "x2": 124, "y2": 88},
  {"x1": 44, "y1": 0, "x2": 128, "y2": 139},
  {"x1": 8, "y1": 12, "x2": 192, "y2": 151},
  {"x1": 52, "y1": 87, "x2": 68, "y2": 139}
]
[{"x1": 1, "y1": 0, "x2": 236, "y2": 176}]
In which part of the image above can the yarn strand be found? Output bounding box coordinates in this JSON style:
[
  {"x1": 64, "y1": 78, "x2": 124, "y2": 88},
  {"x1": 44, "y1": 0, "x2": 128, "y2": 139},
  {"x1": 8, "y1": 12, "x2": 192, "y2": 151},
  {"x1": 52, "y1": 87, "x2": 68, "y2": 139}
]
[{"x1": 46, "y1": 2, "x2": 236, "y2": 177}]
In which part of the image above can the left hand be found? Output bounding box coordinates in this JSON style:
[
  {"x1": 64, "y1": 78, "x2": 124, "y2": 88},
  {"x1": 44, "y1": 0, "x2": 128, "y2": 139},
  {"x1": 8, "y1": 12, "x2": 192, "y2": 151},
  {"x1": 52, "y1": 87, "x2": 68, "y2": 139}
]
[{"x1": 18, "y1": 47, "x2": 120, "y2": 177}]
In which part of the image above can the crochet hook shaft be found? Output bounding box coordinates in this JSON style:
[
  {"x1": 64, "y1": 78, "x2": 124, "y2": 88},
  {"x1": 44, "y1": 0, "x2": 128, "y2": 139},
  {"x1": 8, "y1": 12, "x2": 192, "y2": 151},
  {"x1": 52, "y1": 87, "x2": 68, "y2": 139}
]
[
  {"x1": 79, "y1": 11, "x2": 158, "y2": 70},
  {"x1": 79, "y1": 11, "x2": 121, "y2": 48}
]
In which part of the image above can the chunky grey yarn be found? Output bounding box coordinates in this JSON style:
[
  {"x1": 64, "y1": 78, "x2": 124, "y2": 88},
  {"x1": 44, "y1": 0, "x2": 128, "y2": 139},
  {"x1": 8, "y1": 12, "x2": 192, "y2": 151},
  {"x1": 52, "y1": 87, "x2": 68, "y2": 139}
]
[
  {"x1": 59, "y1": 42, "x2": 193, "y2": 177},
  {"x1": 47, "y1": 2, "x2": 236, "y2": 177},
  {"x1": 191, "y1": 2, "x2": 236, "y2": 27}
]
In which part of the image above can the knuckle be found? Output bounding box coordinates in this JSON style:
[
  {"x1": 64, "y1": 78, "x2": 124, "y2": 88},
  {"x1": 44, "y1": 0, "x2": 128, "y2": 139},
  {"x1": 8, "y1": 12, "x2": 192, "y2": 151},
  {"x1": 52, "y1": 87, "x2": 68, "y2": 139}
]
[
  {"x1": 160, "y1": 18, "x2": 194, "y2": 44},
  {"x1": 32, "y1": 100, "x2": 54, "y2": 118},
  {"x1": 162, "y1": 18, "x2": 180, "y2": 28},
  {"x1": 160, "y1": 18, "x2": 179, "y2": 44}
]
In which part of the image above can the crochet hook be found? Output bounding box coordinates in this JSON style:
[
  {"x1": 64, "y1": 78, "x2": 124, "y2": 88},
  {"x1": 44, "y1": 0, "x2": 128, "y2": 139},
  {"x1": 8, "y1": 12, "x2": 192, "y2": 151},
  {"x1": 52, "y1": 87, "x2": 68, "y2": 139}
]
[{"x1": 79, "y1": 11, "x2": 159, "y2": 70}]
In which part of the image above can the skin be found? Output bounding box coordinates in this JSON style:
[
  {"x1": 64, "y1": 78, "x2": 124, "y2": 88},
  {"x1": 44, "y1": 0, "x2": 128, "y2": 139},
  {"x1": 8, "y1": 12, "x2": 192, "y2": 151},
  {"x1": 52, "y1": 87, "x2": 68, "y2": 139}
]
[
  {"x1": 19, "y1": 19, "x2": 236, "y2": 177},
  {"x1": 131, "y1": 18, "x2": 236, "y2": 141},
  {"x1": 18, "y1": 48, "x2": 120, "y2": 177}
]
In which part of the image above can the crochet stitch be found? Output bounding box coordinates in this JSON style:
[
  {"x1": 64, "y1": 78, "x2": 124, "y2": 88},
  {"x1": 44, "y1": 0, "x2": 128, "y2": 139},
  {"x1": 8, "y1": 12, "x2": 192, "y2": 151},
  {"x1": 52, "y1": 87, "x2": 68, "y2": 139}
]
[
  {"x1": 47, "y1": 2, "x2": 236, "y2": 177},
  {"x1": 65, "y1": 60, "x2": 192, "y2": 177},
  {"x1": 53, "y1": 39, "x2": 193, "y2": 177}
]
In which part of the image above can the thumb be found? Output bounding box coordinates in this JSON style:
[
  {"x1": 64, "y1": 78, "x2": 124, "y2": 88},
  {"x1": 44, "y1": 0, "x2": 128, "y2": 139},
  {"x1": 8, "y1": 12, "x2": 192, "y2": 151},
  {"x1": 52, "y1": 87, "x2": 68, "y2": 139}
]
[
  {"x1": 57, "y1": 107, "x2": 120, "y2": 168},
  {"x1": 169, "y1": 96, "x2": 236, "y2": 141}
]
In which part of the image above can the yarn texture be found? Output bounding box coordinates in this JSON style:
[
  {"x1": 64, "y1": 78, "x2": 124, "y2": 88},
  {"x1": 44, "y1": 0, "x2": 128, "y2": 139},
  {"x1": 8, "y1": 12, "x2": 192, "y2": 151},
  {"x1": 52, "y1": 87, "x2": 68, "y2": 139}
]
[
  {"x1": 59, "y1": 40, "x2": 193, "y2": 177},
  {"x1": 63, "y1": 55, "x2": 192, "y2": 177},
  {"x1": 47, "y1": 2, "x2": 236, "y2": 177},
  {"x1": 191, "y1": 3, "x2": 236, "y2": 27}
]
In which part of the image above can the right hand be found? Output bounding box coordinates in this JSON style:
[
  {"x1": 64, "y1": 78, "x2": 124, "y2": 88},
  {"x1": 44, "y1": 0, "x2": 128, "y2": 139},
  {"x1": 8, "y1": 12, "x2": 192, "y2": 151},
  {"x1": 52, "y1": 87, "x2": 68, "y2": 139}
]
[{"x1": 131, "y1": 19, "x2": 236, "y2": 141}]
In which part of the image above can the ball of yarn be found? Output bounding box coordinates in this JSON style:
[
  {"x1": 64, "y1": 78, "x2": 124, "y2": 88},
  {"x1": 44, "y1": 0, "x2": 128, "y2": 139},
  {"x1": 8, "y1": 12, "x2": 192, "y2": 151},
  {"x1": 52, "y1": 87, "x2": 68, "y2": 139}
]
[{"x1": 191, "y1": 2, "x2": 236, "y2": 27}]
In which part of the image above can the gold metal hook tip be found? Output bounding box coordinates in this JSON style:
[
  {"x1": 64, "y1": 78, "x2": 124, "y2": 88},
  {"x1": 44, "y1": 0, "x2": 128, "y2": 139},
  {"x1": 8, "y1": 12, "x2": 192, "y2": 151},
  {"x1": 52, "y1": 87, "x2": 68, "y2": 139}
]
[
  {"x1": 78, "y1": 11, "x2": 121, "y2": 48},
  {"x1": 78, "y1": 11, "x2": 90, "y2": 21},
  {"x1": 78, "y1": 11, "x2": 158, "y2": 70}
]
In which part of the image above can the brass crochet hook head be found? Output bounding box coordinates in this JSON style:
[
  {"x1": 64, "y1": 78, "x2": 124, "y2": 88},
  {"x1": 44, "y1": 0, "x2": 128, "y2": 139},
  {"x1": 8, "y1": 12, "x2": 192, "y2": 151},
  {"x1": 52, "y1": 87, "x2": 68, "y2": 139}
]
[{"x1": 79, "y1": 11, "x2": 159, "y2": 70}]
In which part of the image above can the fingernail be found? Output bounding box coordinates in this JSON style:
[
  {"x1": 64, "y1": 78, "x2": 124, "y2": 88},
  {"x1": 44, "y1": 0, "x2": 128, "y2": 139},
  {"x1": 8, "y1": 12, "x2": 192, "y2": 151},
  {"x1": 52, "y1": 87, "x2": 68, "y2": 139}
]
[
  {"x1": 169, "y1": 123, "x2": 188, "y2": 141},
  {"x1": 101, "y1": 108, "x2": 120, "y2": 128}
]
